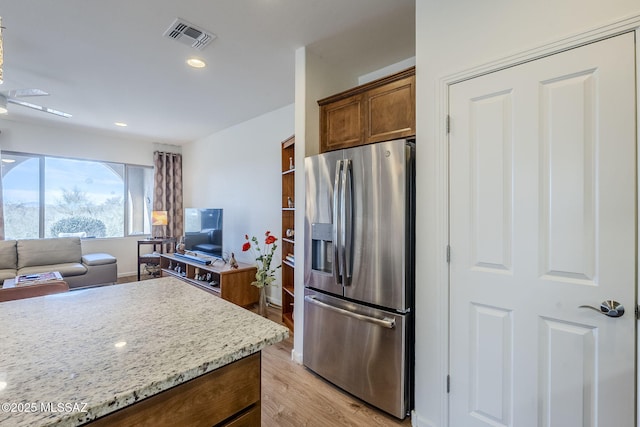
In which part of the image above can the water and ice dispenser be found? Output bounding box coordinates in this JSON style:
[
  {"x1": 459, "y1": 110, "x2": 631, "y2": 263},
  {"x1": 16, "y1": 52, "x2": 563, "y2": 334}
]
[{"x1": 311, "y1": 223, "x2": 333, "y2": 274}]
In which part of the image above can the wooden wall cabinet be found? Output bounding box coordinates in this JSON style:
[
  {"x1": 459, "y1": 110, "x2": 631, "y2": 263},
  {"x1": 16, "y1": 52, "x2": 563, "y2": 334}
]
[
  {"x1": 318, "y1": 67, "x2": 415, "y2": 153},
  {"x1": 320, "y1": 94, "x2": 365, "y2": 152},
  {"x1": 281, "y1": 135, "x2": 295, "y2": 331}
]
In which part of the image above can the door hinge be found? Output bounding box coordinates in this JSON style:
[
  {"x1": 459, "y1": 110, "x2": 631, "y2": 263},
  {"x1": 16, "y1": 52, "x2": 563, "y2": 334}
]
[
  {"x1": 446, "y1": 245, "x2": 451, "y2": 263},
  {"x1": 446, "y1": 115, "x2": 451, "y2": 134},
  {"x1": 447, "y1": 375, "x2": 450, "y2": 393},
  {"x1": 636, "y1": 305, "x2": 639, "y2": 320}
]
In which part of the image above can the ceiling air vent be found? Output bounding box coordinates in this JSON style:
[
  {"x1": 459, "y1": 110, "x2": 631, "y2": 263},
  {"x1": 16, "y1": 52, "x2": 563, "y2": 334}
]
[{"x1": 163, "y1": 18, "x2": 216, "y2": 50}]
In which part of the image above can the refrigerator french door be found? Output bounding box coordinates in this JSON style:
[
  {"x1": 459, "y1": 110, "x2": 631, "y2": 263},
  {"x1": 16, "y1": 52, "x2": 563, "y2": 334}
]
[{"x1": 303, "y1": 138, "x2": 415, "y2": 419}]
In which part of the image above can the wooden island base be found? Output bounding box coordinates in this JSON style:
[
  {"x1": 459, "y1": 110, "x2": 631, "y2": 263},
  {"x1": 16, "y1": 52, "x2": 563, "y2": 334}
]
[{"x1": 87, "y1": 353, "x2": 261, "y2": 427}]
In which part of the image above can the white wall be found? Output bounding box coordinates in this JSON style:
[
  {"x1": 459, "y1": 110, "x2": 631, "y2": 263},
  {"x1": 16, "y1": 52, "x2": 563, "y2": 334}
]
[
  {"x1": 414, "y1": 1, "x2": 640, "y2": 426},
  {"x1": 0, "y1": 117, "x2": 159, "y2": 277},
  {"x1": 182, "y1": 104, "x2": 294, "y2": 305},
  {"x1": 293, "y1": 47, "x2": 308, "y2": 362},
  {"x1": 358, "y1": 57, "x2": 416, "y2": 85},
  {"x1": 0, "y1": 118, "x2": 153, "y2": 165}
]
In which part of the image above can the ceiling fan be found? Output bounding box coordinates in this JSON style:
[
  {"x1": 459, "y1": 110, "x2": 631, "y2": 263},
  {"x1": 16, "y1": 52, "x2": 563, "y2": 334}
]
[{"x1": 0, "y1": 88, "x2": 72, "y2": 118}]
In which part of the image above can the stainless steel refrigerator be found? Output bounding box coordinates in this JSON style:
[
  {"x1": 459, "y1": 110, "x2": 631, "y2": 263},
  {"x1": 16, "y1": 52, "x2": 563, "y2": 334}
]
[{"x1": 303, "y1": 138, "x2": 415, "y2": 419}]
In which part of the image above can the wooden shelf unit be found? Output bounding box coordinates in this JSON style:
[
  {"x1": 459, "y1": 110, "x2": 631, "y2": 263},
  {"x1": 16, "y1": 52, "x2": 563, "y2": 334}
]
[
  {"x1": 281, "y1": 135, "x2": 295, "y2": 331},
  {"x1": 159, "y1": 253, "x2": 258, "y2": 308}
]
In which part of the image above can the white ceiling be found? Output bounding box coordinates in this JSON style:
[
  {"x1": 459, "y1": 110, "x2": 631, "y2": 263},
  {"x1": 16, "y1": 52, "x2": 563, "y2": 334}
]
[{"x1": 0, "y1": 0, "x2": 415, "y2": 145}]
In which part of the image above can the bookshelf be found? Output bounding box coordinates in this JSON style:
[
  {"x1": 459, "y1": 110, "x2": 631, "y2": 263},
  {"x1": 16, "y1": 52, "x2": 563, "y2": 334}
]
[{"x1": 281, "y1": 135, "x2": 295, "y2": 331}]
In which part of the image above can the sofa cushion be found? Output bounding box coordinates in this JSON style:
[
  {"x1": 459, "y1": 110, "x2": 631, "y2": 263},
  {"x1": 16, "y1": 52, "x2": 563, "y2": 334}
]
[
  {"x1": 0, "y1": 268, "x2": 16, "y2": 281},
  {"x1": 0, "y1": 240, "x2": 17, "y2": 270},
  {"x1": 18, "y1": 263, "x2": 88, "y2": 278},
  {"x1": 17, "y1": 237, "x2": 82, "y2": 269},
  {"x1": 82, "y1": 253, "x2": 117, "y2": 266}
]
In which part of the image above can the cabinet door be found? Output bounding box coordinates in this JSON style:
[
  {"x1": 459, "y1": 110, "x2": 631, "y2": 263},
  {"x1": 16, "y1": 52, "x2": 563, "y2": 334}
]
[
  {"x1": 364, "y1": 74, "x2": 415, "y2": 144},
  {"x1": 320, "y1": 94, "x2": 364, "y2": 153}
]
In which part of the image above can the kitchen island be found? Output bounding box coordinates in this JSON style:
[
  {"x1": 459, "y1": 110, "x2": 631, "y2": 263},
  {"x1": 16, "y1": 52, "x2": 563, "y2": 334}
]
[{"x1": 0, "y1": 277, "x2": 289, "y2": 427}]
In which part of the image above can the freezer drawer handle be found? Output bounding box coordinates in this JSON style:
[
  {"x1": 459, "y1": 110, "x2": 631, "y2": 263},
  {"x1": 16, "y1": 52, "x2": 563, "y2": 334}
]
[{"x1": 305, "y1": 295, "x2": 396, "y2": 329}]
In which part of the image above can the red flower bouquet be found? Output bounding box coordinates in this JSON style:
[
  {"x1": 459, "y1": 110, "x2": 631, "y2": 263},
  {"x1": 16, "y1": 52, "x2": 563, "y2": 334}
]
[{"x1": 242, "y1": 231, "x2": 281, "y2": 289}]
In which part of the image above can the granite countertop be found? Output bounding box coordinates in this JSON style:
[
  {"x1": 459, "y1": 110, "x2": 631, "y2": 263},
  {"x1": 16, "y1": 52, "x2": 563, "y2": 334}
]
[{"x1": 0, "y1": 277, "x2": 289, "y2": 427}]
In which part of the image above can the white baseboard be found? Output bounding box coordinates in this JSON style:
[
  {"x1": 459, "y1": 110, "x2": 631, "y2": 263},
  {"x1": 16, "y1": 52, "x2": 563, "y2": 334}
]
[{"x1": 291, "y1": 348, "x2": 303, "y2": 364}]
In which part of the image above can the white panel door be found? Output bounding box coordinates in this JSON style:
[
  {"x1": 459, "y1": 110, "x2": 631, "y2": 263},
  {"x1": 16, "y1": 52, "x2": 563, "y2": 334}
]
[{"x1": 449, "y1": 32, "x2": 636, "y2": 427}]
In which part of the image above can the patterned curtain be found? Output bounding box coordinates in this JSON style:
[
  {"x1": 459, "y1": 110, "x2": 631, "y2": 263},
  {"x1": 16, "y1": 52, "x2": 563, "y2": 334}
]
[{"x1": 153, "y1": 151, "x2": 183, "y2": 241}]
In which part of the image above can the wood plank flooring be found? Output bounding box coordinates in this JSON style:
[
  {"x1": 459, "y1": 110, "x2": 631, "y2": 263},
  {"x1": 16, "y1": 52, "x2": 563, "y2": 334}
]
[{"x1": 120, "y1": 275, "x2": 412, "y2": 426}]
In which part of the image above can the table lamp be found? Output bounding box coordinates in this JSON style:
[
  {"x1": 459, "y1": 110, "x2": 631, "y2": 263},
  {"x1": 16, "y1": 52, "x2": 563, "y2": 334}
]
[{"x1": 151, "y1": 210, "x2": 168, "y2": 238}]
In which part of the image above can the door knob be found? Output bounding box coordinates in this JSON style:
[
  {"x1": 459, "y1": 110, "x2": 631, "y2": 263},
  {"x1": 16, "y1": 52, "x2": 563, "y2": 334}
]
[{"x1": 579, "y1": 300, "x2": 625, "y2": 318}]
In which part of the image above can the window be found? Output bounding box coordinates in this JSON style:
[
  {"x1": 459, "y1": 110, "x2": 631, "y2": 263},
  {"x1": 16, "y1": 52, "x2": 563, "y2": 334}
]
[
  {"x1": 126, "y1": 165, "x2": 154, "y2": 236},
  {"x1": 1, "y1": 152, "x2": 154, "y2": 239}
]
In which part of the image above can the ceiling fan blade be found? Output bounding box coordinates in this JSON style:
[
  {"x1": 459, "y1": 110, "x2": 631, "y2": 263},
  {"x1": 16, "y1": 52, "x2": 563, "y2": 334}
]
[
  {"x1": 7, "y1": 88, "x2": 50, "y2": 98},
  {"x1": 7, "y1": 98, "x2": 72, "y2": 118}
]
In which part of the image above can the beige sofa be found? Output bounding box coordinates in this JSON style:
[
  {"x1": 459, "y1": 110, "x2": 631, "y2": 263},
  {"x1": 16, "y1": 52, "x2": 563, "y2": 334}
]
[{"x1": 0, "y1": 237, "x2": 117, "y2": 289}]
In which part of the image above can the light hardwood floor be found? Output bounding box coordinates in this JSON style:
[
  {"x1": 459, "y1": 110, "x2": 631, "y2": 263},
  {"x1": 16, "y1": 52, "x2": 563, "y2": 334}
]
[{"x1": 122, "y1": 275, "x2": 412, "y2": 426}]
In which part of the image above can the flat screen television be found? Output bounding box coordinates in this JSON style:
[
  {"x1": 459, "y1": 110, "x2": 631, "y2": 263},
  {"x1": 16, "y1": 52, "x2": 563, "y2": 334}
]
[{"x1": 183, "y1": 208, "x2": 223, "y2": 259}]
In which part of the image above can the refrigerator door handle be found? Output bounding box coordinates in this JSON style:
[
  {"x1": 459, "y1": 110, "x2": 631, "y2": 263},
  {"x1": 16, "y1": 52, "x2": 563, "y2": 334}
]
[
  {"x1": 339, "y1": 159, "x2": 348, "y2": 285},
  {"x1": 333, "y1": 159, "x2": 344, "y2": 285},
  {"x1": 304, "y1": 295, "x2": 396, "y2": 329},
  {"x1": 343, "y1": 159, "x2": 353, "y2": 285}
]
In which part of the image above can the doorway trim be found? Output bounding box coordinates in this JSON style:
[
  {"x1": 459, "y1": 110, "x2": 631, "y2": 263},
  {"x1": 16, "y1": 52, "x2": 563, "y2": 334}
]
[{"x1": 432, "y1": 13, "x2": 640, "y2": 427}]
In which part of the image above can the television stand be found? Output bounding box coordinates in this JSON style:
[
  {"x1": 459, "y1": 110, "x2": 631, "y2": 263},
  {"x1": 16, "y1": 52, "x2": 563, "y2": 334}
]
[{"x1": 159, "y1": 253, "x2": 259, "y2": 308}]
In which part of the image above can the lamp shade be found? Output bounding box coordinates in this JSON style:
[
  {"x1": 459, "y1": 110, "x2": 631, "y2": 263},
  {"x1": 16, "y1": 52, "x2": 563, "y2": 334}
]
[{"x1": 151, "y1": 210, "x2": 168, "y2": 226}]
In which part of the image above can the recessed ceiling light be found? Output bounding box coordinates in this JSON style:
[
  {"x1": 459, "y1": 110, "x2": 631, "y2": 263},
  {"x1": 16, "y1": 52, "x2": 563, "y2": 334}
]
[
  {"x1": 114, "y1": 341, "x2": 127, "y2": 348},
  {"x1": 187, "y1": 58, "x2": 206, "y2": 68},
  {"x1": 1, "y1": 158, "x2": 15, "y2": 163},
  {"x1": 114, "y1": 122, "x2": 128, "y2": 127}
]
